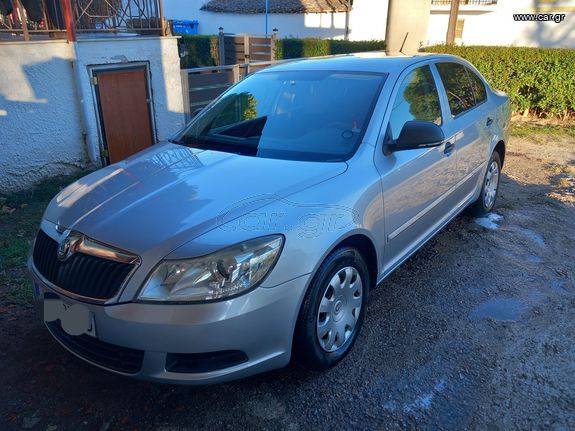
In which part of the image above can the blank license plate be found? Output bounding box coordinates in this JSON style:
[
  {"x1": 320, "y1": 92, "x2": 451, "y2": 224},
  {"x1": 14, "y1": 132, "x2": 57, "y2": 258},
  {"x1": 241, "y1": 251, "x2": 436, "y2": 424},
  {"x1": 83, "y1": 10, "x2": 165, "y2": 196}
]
[{"x1": 44, "y1": 298, "x2": 96, "y2": 337}]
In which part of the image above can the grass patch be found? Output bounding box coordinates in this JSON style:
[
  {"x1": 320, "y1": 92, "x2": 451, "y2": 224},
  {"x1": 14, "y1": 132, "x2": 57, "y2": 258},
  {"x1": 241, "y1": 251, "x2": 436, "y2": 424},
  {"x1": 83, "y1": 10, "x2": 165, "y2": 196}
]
[
  {"x1": 1, "y1": 238, "x2": 30, "y2": 268},
  {"x1": 0, "y1": 171, "x2": 92, "y2": 306},
  {"x1": 4, "y1": 279, "x2": 34, "y2": 306},
  {"x1": 510, "y1": 123, "x2": 575, "y2": 139}
]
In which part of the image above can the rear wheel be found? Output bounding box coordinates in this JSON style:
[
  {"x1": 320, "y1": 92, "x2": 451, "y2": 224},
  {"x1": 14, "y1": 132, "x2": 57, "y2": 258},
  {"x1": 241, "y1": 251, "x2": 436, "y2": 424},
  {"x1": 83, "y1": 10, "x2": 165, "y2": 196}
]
[
  {"x1": 293, "y1": 247, "x2": 369, "y2": 371},
  {"x1": 468, "y1": 151, "x2": 502, "y2": 216}
]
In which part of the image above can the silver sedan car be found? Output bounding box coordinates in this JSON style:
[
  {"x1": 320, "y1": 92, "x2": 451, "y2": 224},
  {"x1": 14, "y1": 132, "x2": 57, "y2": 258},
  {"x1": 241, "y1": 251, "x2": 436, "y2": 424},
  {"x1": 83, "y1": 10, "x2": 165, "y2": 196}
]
[{"x1": 29, "y1": 53, "x2": 509, "y2": 384}]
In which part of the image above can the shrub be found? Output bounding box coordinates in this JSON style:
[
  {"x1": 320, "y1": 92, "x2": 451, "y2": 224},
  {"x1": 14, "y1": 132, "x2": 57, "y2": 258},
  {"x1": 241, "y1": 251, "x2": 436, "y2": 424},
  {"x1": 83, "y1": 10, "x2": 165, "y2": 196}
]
[
  {"x1": 275, "y1": 38, "x2": 386, "y2": 60},
  {"x1": 179, "y1": 35, "x2": 219, "y2": 68},
  {"x1": 424, "y1": 45, "x2": 575, "y2": 119}
]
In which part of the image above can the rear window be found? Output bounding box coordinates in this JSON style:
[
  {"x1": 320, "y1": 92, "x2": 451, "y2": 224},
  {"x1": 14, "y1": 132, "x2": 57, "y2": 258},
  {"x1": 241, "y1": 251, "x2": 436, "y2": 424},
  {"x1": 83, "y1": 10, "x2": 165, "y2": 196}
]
[
  {"x1": 174, "y1": 70, "x2": 386, "y2": 162},
  {"x1": 436, "y1": 62, "x2": 476, "y2": 117}
]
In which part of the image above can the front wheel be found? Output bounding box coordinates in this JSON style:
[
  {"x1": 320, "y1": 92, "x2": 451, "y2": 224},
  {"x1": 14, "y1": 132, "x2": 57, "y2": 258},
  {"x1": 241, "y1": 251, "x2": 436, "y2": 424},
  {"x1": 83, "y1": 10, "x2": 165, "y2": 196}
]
[
  {"x1": 468, "y1": 151, "x2": 502, "y2": 216},
  {"x1": 293, "y1": 247, "x2": 370, "y2": 371}
]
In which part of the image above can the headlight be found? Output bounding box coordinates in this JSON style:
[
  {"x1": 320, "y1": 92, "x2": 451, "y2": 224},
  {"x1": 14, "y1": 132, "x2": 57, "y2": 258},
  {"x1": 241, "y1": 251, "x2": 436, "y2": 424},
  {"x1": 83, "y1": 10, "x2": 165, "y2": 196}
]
[{"x1": 138, "y1": 235, "x2": 284, "y2": 302}]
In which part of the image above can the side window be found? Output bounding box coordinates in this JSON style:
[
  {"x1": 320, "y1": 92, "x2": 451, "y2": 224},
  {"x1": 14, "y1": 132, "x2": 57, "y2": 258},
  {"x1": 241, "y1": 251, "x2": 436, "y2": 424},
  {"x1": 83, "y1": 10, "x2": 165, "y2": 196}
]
[
  {"x1": 467, "y1": 68, "x2": 487, "y2": 105},
  {"x1": 436, "y1": 62, "x2": 476, "y2": 117},
  {"x1": 388, "y1": 65, "x2": 443, "y2": 140}
]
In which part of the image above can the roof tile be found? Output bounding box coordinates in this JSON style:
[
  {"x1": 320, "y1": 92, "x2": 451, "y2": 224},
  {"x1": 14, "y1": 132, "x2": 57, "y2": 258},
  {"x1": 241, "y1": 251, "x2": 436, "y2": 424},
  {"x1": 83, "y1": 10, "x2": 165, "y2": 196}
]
[{"x1": 201, "y1": 0, "x2": 352, "y2": 14}]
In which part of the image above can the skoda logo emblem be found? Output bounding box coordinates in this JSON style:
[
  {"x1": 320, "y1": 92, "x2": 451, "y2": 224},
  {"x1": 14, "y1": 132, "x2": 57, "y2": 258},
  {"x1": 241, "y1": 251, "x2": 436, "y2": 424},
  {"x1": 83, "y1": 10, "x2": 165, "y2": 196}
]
[{"x1": 57, "y1": 231, "x2": 78, "y2": 261}]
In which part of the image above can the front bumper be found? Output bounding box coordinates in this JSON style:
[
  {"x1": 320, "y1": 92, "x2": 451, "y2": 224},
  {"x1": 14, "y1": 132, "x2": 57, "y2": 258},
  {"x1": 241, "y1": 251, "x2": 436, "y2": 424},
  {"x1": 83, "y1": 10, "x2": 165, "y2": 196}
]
[{"x1": 31, "y1": 266, "x2": 309, "y2": 384}]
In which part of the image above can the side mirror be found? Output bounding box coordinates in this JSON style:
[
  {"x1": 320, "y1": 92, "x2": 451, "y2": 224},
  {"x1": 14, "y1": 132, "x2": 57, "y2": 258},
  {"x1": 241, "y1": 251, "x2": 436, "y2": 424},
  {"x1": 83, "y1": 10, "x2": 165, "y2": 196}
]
[{"x1": 384, "y1": 121, "x2": 445, "y2": 155}]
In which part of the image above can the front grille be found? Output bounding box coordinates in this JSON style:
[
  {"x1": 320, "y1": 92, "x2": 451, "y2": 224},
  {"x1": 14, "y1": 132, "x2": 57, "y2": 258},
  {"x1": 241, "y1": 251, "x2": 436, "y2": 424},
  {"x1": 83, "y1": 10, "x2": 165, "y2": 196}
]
[
  {"x1": 46, "y1": 320, "x2": 144, "y2": 374},
  {"x1": 33, "y1": 229, "x2": 135, "y2": 300}
]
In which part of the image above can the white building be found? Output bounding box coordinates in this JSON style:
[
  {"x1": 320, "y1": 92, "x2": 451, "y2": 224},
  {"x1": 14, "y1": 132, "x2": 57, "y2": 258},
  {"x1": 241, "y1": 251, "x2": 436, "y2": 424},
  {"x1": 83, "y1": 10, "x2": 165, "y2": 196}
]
[
  {"x1": 427, "y1": 0, "x2": 575, "y2": 48},
  {"x1": 163, "y1": 0, "x2": 389, "y2": 41},
  {"x1": 165, "y1": 0, "x2": 575, "y2": 47}
]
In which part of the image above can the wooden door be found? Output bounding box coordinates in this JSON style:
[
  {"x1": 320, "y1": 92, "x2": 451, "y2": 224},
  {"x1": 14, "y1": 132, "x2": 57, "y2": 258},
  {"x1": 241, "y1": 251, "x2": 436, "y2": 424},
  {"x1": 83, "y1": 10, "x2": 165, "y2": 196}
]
[{"x1": 94, "y1": 67, "x2": 154, "y2": 164}]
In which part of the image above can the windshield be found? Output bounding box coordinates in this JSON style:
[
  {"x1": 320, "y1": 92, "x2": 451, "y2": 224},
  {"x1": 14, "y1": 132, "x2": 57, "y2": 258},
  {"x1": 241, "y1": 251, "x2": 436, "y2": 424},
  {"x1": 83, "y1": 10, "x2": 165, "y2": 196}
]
[{"x1": 173, "y1": 70, "x2": 386, "y2": 162}]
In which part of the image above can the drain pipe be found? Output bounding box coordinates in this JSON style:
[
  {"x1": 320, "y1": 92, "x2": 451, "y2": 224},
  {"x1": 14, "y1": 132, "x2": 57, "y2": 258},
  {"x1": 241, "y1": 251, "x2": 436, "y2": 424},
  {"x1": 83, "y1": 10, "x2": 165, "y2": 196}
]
[
  {"x1": 62, "y1": 0, "x2": 99, "y2": 163},
  {"x1": 344, "y1": 0, "x2": 351, "y2": 41},
  {"x1": 70, "y1": 47, "x2": 99, "y2": 163}
]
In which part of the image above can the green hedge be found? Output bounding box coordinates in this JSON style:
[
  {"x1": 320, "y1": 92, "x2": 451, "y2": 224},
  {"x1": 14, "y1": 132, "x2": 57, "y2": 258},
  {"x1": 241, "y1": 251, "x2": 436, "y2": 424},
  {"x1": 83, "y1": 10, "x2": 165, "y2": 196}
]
[
  {"x1": 275, "y1": 39, "x2": 386, "y2": 60},
  {"x1": 179, "y1": 36, "x2": 385, "y2": 68},
  {"x1": 179, "y1": 39, "x2": 575, "y2": 118},
  {"x1": 179, "y1": 35, "x2": 219, "y2": 68},
  {"x1": 424, "y1": 45, "x2": 575, "y2": 119}
]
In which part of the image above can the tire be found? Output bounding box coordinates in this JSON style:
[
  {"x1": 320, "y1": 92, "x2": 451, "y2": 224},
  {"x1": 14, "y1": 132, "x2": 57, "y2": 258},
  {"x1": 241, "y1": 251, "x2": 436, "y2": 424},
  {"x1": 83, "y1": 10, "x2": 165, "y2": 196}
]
[
  {"x1": 468, "y1": 151, "x2": 502, "y2": 217},
  {"x1": 293, "y1": 247, "x2": 370, "y2": 371}
]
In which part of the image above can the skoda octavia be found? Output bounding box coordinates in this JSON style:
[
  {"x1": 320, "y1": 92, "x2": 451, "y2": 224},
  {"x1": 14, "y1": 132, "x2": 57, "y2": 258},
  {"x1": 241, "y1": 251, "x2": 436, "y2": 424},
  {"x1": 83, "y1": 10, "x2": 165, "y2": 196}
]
[{"x1": 29, "y1": 53, "x2": 509, "y2": 384}]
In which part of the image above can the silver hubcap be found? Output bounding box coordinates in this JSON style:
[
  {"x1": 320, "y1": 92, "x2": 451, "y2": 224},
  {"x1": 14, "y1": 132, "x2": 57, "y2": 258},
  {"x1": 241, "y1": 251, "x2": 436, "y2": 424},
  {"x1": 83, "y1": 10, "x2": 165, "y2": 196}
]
[
  {"x1": 483, "y1": 160, "x2": 499, "y2": 209},
  {"x1": 316, "y1": 267, "x2": 363, "y2": 352}
]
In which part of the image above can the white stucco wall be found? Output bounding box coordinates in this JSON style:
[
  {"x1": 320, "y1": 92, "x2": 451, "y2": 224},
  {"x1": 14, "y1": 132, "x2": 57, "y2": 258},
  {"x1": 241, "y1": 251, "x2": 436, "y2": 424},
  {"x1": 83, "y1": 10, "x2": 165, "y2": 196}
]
[
  {"x1": 0, "y1": 36, "x2": 185, "y2": 193},
  {"x1": 426, "y1": 0, "x2": 575, "y2": 48},
  {"x1": 348, "y1": 0, "x2": 388, "y2": 41},
  {"x1": 0, "y1": 40, "x2": 87, "y2": 193},
  {"x1": 386, "y1": 0, "x2": 431, "y2": 53},
  {"x1": 163, "y1": 0, "x2": 387, "y2": 40}
]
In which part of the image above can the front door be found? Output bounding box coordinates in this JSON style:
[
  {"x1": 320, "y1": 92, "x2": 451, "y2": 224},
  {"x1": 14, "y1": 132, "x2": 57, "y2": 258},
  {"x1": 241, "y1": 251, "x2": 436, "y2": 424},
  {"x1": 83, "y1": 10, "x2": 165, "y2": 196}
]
[
  {"x1": 376, "y1": 64, "x2": 456, "y2": 274},
  {"x1": 94, "y1": 66, "x2": 155, "y2": 164}
]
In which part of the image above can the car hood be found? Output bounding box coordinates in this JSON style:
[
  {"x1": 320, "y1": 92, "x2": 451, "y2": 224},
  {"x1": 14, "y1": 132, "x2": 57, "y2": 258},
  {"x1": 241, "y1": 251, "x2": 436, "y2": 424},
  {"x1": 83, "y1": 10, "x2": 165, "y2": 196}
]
[{"x1": 44, "y1": 143, "x2": 347, "y2": 258}]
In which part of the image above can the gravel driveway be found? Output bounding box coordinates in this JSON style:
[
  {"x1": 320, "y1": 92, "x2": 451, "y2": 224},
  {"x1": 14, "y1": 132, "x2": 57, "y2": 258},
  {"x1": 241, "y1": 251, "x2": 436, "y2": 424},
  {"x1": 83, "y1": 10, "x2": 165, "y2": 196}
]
[{"x1": 1, "y1": 132, "x2": 574, "y2": 430}]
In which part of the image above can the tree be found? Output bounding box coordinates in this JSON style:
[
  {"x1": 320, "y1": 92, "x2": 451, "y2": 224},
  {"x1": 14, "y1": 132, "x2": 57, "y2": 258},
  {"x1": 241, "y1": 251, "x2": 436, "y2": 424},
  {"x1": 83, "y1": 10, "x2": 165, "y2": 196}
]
[{"x1": 446, "y1": 0, "x2": 460, "y2": 44}]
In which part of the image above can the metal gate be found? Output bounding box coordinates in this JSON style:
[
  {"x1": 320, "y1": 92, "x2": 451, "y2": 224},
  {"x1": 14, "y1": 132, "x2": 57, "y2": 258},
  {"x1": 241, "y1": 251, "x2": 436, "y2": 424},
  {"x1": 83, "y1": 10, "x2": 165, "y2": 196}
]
[
  {"x1": 181, "y1": 60, "x2": 289, "y2": 121},
  {"x1": 218, "y1": 31, "x2": 277, "y2": 66},
  {"x1": 180, "y1": 31, "x2": 287, "y2": 121}
]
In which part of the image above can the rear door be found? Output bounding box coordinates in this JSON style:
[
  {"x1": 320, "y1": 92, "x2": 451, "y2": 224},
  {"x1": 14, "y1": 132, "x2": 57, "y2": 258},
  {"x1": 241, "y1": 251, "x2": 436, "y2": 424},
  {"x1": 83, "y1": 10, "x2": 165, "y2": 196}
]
[
  {"x1": 375, "y1": 64, "x2": 457, "y2": 273},
  {"x1": 434, "y1": 62, "x2": 491, "y2": 198}
]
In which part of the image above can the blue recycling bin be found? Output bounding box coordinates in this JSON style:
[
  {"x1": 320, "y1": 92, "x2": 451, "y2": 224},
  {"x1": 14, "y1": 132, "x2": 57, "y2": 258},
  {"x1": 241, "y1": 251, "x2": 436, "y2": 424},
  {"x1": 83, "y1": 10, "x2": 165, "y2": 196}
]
[{"x1": 172, "y1": 20, "x2": 199, "y2": 35}]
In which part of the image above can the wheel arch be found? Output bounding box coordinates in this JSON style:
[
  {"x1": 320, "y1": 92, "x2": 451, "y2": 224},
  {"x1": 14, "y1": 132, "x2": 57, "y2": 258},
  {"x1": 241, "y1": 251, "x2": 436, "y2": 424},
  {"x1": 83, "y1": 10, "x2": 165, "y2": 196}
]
[
  {"x1": 336, "y1": 234, "x2": 378, "y2": 289},
  {"x1": 308, "y1": 232, "x2": 379, "y2": 291},
  {"x1": 291, "y1": 231, "x2": 379, "y2": 368},
  {"x1": 494, "y1": 140, "x2": 506, "y2": 167}
]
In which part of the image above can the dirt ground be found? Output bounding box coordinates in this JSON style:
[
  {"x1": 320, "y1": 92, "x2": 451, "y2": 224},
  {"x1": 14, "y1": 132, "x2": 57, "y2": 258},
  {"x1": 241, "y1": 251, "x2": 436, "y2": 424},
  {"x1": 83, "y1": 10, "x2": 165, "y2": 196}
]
[{"x1": 1, "y1": 131, "x2": 574, "y2": 430}]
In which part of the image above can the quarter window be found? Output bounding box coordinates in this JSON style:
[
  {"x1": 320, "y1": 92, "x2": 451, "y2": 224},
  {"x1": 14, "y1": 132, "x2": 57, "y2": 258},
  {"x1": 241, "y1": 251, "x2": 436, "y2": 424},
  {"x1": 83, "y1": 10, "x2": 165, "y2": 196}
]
[
  {"x1": 388, "y1": 65, "x2": 443, "y2": 140},
  {"x1": 467, "y1": 68, "x2": 487, "y2": 105},
  {"x1": 436, "y1": 62, "x2": 476, "y2": 117}
]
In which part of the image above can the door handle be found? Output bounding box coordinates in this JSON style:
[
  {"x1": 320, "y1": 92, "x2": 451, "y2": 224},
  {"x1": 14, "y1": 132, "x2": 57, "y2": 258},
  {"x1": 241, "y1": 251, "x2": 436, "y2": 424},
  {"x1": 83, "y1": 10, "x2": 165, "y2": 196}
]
[
  {"x1": 444, "y1": 142, "x2": 455, "y2": 155},
  {"x1": 486, "y1": 117, "x2": 493, "y2": 127}
]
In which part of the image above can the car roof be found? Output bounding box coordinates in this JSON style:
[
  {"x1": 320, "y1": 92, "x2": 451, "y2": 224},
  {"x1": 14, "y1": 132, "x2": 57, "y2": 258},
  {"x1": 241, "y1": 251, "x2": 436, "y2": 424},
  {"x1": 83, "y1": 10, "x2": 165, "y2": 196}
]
[{"x1": 263, "y1": 52, "x2": 463, "y2": 74}]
